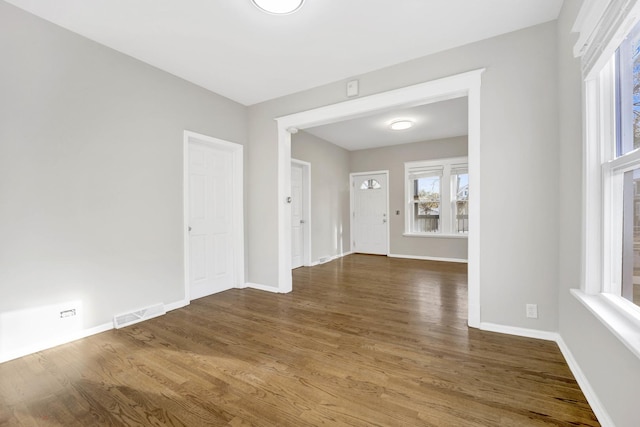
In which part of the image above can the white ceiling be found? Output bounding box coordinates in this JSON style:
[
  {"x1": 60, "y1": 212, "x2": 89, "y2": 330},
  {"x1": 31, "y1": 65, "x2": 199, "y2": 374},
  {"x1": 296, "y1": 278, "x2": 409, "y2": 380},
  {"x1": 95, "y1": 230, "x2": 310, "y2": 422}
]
[
  {"x1": 304, "y1": 97, "x2": 469, "y2": 151},
  {"x1": 4, "y1": 0, "x2": 563, "y2": 106}
]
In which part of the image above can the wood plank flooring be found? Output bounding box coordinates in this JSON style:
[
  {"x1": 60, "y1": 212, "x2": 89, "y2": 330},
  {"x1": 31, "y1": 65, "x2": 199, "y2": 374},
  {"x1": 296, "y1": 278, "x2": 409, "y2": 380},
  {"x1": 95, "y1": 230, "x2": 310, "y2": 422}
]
[{"x1": 0, "y1": 254, "x2": 599, "y2": 426}]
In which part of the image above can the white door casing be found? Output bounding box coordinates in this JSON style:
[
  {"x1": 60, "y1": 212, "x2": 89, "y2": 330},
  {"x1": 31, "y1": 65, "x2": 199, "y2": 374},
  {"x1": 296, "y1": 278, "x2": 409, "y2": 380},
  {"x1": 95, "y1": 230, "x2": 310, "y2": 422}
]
[
  {"x1": 291, "y1": 159, "x2": 311, "y2": 269},
  {"x1": 351, "y1": 172, "x2": 389, "y2": 255},
  {"x1": 291, "y1": 162, "x2": 304, "y2": 268},
  {"x1": 184, "y1": 131, "x2": 244, "y2": 302},
  {"x1": 275, "y1": 69, "x2": 483, "y2": 328}
]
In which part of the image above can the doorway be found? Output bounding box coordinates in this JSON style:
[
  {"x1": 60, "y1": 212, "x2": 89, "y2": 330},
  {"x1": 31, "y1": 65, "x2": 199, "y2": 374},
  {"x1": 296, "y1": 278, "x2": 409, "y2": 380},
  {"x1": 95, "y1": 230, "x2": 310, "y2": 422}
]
[
  {"x1": 275, "y1": 69, "x2": 483, "y2": 328},
  {"x1": 183, "y1": 131, "x2": 244, "y2": 302},
  {"x1": 351, "y1": 171, "x2": 389, "y2": 255}
]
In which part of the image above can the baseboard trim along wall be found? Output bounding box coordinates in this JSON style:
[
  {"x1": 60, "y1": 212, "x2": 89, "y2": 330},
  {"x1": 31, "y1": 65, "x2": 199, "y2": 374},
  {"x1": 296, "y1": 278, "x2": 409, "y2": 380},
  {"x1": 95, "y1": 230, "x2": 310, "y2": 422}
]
[
  {"x1": 480, "y1": 322, "x2": 613, "y2": 427},
  {"x1": 388, "y1": 253, "x2": 468, "y2": 263},
  {"x1": 0, "y1": 290, "x2": 617, "y2": 425},
  {"x1": 309, "y1": 251, "x2": 353, "y2": 266},
  {"x1": 241, "y1": 282, "x2": 284, "y2": 293},
  {"x1": 0, "y1": 298, "x2": 189, "y2": 364}
]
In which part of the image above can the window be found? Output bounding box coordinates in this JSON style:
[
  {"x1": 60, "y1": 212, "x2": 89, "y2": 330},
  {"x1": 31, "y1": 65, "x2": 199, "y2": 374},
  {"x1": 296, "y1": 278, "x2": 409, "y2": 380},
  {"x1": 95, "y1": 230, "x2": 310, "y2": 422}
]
[
  {"x1": 578, "y1": 1, "x2": 640, "y2": 354},
  {"x1": 405, "y1": 157, "x2": 468, "y2": 236},
  {"x1": 360, "y1": 179, "x2": 381, "y2": 190}
]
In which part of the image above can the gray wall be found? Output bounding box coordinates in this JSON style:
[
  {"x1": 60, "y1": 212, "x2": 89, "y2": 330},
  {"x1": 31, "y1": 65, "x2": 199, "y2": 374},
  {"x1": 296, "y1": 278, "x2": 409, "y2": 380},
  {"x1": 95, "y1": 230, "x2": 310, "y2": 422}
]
[
  {"x1": 248, "y1": 21, "x2": 560, "y2": 331},
  {"x1": 557, "y1": 2, "x2": 640, "y2": 426},
  {"x1": 0, "y1": 2, "x2": 247, "y2": 329},
  {"x1": 350, "y1": 136, "x2": 468, "y2": 261},
  {"x1": 291, "y1": 131, "x2": 350, "y2": 263}
]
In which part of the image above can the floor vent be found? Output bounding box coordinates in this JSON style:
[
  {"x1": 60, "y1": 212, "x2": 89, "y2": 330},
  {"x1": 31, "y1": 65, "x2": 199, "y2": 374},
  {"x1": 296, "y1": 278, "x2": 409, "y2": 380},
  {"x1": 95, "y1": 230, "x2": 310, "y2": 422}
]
[{"x1": 113, "y1": 303, "x2": 166, "y2": 329}]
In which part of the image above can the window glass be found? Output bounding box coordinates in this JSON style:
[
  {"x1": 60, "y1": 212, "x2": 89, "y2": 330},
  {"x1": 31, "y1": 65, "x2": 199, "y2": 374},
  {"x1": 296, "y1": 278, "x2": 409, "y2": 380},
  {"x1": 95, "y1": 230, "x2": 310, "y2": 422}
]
[
  {"x1": 616, "y1": 21, "x2": 640, "y2": 157},
  {"x1": 412, "y1": 176, "x2": 440, "y2": 232},
  {"x1": 622, "y1": 167, "x2": 640, "y2": 307},
  {"x1": 454, "y1": 173, "x2": 469, "y2": 234},
  {"x1": 360, "y1": 179, "x2": 381, "y2": 190}
]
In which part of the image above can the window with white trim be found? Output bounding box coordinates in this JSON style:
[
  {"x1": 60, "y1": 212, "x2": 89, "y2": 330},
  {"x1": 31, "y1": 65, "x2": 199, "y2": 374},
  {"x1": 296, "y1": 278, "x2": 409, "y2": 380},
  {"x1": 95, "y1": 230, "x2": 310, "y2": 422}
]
[
  {"x1": 405, "y1": 157, "x2": 468, "y2": 236},
  {"x1": 582, "y1": 8, "x2": 640, "y2": 310}
]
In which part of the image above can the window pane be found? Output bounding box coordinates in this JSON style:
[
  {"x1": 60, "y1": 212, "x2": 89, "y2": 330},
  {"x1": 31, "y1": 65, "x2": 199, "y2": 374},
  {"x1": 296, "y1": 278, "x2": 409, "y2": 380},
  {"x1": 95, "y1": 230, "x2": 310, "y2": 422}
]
[
  {"x1": 622, "y1": 167, "x2": 640, "y2": 307},
  {"x1": 616, "y1": 20, "x2": 640, "y2": 157},
  {"x1": 412, "y1": 176, "x2": 440, "y2": 232},
  {"x1": 360, "y1": 179, "x2": 381, "y2": 190},
  {"x1": 454, "y1": 173, "x2": 469, "y2": 233}
]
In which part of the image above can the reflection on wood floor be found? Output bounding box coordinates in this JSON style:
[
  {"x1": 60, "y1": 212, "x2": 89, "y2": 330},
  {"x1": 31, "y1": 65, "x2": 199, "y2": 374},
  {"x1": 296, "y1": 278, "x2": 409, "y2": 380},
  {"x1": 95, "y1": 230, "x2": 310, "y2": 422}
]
[{"x1": 0, "y1": 254, "x2": 599, "y2": 426}]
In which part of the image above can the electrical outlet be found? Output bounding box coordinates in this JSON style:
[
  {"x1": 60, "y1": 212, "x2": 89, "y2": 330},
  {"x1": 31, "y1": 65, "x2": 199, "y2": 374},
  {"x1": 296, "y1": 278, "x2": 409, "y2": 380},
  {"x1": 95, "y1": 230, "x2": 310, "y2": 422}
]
[
  {"x1": 526, "y1": 304, "x2": 538, "y2": 319},
  {"x1": 60, "y1": 309, "x2": 77, "y2": 318}
]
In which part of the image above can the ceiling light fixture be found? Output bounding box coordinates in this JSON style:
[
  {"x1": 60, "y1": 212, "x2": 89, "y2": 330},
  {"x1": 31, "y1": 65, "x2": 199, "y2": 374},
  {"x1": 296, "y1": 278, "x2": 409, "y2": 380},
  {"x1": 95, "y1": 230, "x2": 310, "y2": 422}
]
[
  {"x1": 389, "y1": 119, "x2": 414, "y2": 131},
  {"x1": 252, "y1": 0, "x2": 305, "y2": 15}
]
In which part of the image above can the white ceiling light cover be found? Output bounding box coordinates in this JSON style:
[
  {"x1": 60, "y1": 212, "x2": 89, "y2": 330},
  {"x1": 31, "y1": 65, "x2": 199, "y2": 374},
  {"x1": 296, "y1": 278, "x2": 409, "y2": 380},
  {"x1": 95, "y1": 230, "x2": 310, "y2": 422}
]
[
  {"x1": 252, "y1": 0, "x2": 305, "y2": 15},
  {"x1": 390, "y1": 120, "x2": 414, "y2": 131}
]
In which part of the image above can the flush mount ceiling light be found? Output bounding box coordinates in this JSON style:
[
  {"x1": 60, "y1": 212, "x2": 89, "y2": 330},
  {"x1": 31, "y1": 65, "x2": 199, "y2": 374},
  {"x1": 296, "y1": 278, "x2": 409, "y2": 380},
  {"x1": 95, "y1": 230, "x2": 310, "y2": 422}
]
[
  {"x1": 389, "y1": 119, "x2": 414, "y2": 131},
  {"x1": 252, "y1": 0, "x2": 305, "y2": 15}
]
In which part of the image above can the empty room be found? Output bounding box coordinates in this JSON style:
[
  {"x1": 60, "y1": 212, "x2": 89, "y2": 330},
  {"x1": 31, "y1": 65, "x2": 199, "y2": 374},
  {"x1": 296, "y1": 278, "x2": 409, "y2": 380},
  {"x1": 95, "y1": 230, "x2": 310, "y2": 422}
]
[{"x1": 1, "y1": 1, "x2": 639, "y2": 426}]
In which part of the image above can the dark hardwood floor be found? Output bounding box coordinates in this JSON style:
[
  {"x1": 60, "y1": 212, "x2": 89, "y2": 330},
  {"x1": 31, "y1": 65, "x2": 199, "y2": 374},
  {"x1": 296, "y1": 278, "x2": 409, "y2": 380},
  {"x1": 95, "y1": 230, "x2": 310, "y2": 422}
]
[{"x1": 0, "y1": 254, "x2": 598, "y2": 426}]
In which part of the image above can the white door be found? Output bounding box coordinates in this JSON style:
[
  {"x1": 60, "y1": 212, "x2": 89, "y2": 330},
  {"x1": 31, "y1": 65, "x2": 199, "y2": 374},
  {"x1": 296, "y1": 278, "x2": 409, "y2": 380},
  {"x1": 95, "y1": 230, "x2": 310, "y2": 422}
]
[
  {"x1": 188, "y1": 141, "x2": 235, "y2": 300},
  {"x1": 352, "y1": 172, "x2": 388, "y2": 255},
  {"x1": 291, "y1": 162, "x2": 304, "y2": 269}
]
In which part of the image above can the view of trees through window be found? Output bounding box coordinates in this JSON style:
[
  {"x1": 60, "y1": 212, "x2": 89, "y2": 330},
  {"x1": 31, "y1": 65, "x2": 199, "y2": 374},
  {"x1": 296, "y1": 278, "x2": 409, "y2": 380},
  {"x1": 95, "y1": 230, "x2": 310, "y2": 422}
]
[{"x1": 618, "y1": 22, "x2": 640, "y2": 307}]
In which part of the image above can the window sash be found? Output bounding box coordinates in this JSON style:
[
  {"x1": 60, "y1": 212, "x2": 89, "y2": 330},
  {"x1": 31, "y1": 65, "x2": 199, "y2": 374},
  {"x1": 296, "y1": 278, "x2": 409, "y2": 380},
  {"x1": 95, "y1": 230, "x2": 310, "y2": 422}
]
[{"x1": 405, "y1": 158, "x2": 467, "y2": 235}]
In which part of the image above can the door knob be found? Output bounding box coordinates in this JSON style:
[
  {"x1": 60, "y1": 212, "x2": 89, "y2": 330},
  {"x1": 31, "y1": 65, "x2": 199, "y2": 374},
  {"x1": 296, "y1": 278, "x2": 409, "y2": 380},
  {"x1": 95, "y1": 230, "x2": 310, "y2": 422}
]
[{"x1": 300, "y1": 220, "x2": 305, "y2": 224}]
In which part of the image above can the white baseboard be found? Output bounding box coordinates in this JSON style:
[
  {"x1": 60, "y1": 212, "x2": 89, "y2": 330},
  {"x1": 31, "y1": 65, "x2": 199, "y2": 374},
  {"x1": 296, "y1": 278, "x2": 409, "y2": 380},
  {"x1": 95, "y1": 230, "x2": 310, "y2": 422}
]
[
  {"x1": 479, "y1": 322, "x2": 559, "y2": 341},
  {"x1": 555, "y1": 336, "x2": 615, "y2": 427},
  {"x1": 310, "y1": 251, "x2": 353, "y2": 266},
  {"x1": 0, "y1": 298, "x2": 189, "y2": 365},
  {"x1": 387, "y1": 253, "x2": 468, "y2": 263},
  {"x1": 165, "y1": 299, "x2": 189, "y2": 312},
  {"x1": 0, "y1": 321, "x2": 113, "y2": 364},
  {"x1": 242, "y1": 282, "x2": 283, "y2": 293}
]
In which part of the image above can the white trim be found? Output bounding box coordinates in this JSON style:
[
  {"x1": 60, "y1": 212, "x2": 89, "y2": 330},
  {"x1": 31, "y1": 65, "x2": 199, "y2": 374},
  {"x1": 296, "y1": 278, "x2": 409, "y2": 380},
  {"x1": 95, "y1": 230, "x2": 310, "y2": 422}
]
[
  {"x1": 276, "y1": 69, "x2": 484, "y2": 329},
  {"x1": 349, "y1": 170, "x2": 390, "y2": 256},
  {"x1": 481, "y1": 320, "x2": 622, "y2": 426},
  {"x1": 556, "y1": 335, "x2": 616, "y2": 427},
  {"x1": 571, "y1": 288, "x2": 640, "y2": 359},
  {"x1": 388, "y1": 253, "x2": 468, "y2": 263},
  {"x1": 479, "y1": 323, "x2": 559, "y2": 342},
  {"x1": 183, "y1": 131, "x2": 245, "y2": 302},
  {"x1": 402, "y1": 233, "x2": 467, "y2": 239},
  {"x1": 291, "y1": 159, "x2": 312, "y2": 267},
  {"x1": 243, "y1": 282, "x2": 285, "y2": 293},
  {"x1": 574, "y1": 0, "x2": 640, "y2": 79},
  {"x1": 164, "y1": 299, "x2": 189, "y2": 312},
  {"x1": 310, "y1": 251, "x2": 353, "y2": 266},
  {"x1": 0, "y1": 321, "x2": 113, "y2": 364}
]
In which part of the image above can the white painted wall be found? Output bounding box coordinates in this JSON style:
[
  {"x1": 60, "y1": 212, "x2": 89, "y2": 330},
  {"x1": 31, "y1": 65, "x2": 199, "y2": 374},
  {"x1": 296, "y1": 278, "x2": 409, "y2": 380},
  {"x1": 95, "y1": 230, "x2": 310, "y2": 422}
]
[
  {"x1": 351, "y1": 136, "x2": 468, "y2": 261},
  {"x1": 291, "y1": 131, "x2": 350, "y2": 263},
  {"x1": 0, "y1": 1, "x2": 247, "y2": 353},
  {"x1": 557, "y1": 2, "x2": 640, "y2": 426},
  {"x1": 248, "y1": 22, "x2": 560, "y2": 331}
]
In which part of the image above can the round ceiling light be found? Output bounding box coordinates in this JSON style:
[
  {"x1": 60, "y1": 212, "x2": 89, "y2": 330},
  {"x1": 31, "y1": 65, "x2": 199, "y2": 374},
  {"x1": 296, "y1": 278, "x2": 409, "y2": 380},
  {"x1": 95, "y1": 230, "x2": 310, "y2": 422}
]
[
  {"x1": 389, "y1": 119, "x2": 414, "y2": 131},
  {"x1": 252, "y1": 0, "x2": 305, "y2": 15}
]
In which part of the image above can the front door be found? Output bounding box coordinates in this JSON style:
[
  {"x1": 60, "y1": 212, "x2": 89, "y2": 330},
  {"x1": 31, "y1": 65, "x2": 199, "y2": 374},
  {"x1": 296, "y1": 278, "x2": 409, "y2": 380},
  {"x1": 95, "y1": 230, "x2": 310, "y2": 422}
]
[
  {"x1": 352, "y1": 172, "x2": 388, "y2": 255},
  {"x1": 188, "y1": 140, "x2": 235, "y2": 299}
]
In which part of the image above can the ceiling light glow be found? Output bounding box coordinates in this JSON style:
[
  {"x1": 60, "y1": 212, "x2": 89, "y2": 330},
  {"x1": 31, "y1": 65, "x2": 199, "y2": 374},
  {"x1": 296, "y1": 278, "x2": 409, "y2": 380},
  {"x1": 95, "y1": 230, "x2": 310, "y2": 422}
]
[
  {"x1": 252, "y1": 0, "x2": 305, "y2": 15},
  {"x1": 389, "y1": 120, "x2": 414, "y2": 131}
]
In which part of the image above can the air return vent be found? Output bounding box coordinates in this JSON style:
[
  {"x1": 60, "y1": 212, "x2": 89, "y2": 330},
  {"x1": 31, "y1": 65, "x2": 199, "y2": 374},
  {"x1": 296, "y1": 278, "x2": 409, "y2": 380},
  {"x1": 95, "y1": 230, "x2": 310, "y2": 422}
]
[{"x1": 113, "y1": 303, "x2": 166, "y2": 329}]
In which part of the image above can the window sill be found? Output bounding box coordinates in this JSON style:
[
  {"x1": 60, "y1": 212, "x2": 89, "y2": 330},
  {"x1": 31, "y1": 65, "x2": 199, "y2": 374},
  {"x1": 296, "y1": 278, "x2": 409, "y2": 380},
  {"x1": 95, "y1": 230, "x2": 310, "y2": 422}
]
[
  {"x1": 571, "y1": 289, "x2": 640, "y2": 359},
  {"x1": 402, "y1": 232, "x2": 468, "y2": 239}
]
